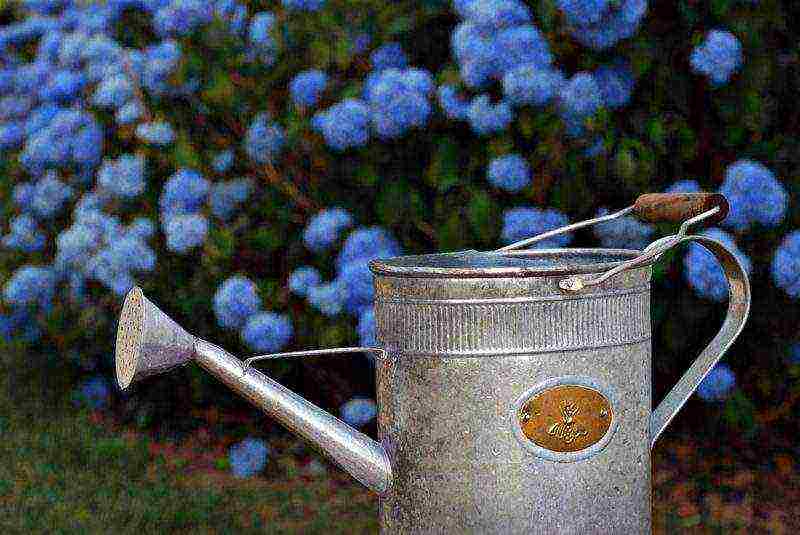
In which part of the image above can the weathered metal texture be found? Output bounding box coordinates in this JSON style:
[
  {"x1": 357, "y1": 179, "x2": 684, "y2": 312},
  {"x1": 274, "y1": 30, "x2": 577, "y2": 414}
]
[
  {"x1": 193, "y1": 340, "x2": 393, "y2": 494},
  {"x1": 648, "y1": 235, "x2": 750, "y2": 446},
  {"x1": 113, "y1": 236, "x2": 750, "y2": 534},
  {"x1": 373, "y1": 251, "x2": 653, "y2": 534},
  {"x1": 370, "y1": 243, "x2": 749, "y2": 534},
  {"x1": 115, "y1": 286, "x2": 196, "y2": 389}
]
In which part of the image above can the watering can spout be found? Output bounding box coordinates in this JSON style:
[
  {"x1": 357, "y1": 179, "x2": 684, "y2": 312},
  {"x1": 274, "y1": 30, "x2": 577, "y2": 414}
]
[{"x1": 114, "y1": 287, "x2": 393, "y2": 495}]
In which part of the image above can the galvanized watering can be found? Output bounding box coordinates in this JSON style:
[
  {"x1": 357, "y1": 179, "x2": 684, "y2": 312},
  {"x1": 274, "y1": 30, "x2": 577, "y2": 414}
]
[{"x1": 115, "y1": 192, "x2": 750, "y2": 534}]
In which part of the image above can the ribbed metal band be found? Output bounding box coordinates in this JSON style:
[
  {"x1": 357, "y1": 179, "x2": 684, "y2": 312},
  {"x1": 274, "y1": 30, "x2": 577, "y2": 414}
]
[{"x1": 375, "y1": 287, "x2": 651, "y2": 356}]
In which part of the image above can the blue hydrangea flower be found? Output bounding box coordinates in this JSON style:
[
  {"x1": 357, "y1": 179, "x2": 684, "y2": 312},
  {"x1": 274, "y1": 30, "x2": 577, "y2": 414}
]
[
  {"x1": 72, "y1": 376, "x2": 111, "y2": 410},
  {"x1": 2, "y1": 214, "x2": 46, "y2": 253},
  {"x1": 288, "y1": 266, "x2": 322, "y2": 297},
  {"x1": 164, "y1": 213, "x2": 209, "y2": 254},
  {"x1": 115, "y1": 101, "x2": 143, "y2": 125},
  {"x1": 97, "y1": 154, "x2": 146, "y2": 199},
  {"x1": 559, "y1": 72, "x2": 603, "y2": 119},
  {"x1": 369, "y1": 42, "x2": 408, "y2": 71},
  {"x1": 2, "y1": 265, "x2": 56, "y2": 309},
  {"x1": 85, "y1": 235, "x2": 156, "y2": 295},
  {"x1": 290, "y1": 69, "x2": 328, "y2": 108},
  {"x1": 159, "y1": 168, "x2": 210, "y2": 219},
  {"x1": 690, "y1": 30, "x2": 743, "y2": 86},
  {"x1": 338, "y1": 261, "x2": 375, "y2": 314},
  {"x1": 463, "y1": 0, "x2": 532, "y2": 32},
  {"x1": 563, "y1": 0, "x2": 647, "y2": 51},
  {"x1": 303, "y1": 208, "x2": 354, "y2": 252},
  {"x1": 557, "y1": 0, "x2": 610, "y2": 26},
  {"x1": 437, "y1": 84, "x2": 470, "y2": 120},
  {"x1": 92, "y1": 73, "x2": 133, "y2": 109},
  {"x1": 719, "y1": 160, "x2": 787, "y2": 232},
  {"x1": 281, "y1": 0, "x2": 325, "y2": 10},
  {"x1": 500, "y1": 207, "x2": 572, "y2": 247},
  {"x1": 312, "y1": 99, "x2": 371, "y2": 151},
  {"x1": 213, "y1": 276, "x2": 262, "y2": 329},
  {"x1": 248, "y1": 12, "x2": 277, "y2": 63},
  {"x1": 29, "y1": 172, "x2": 73, "y2": 218},
  {"x1": 665, "y1": 179, "x2": 701, "y2": 194},
  {"x1": 502, "y1": 65, "x2": 565, "y2": 107},
  {"x1": 307, "y1": 281, "x2": 346, "y2": 316},
  {"x1": 487, "y1": 154, "x2": 531, "y2": 192},
  {"x1": 13, "y1": 182, "x2": 35, "y2": 210},
  {"x1": 153, "y1": 0, "x2": 213, "y2": 37},
  {"x1": 241, "y1": 312, "x2": 293, "y2": 353},
  {"x1": 594, "y1": 63, "x2": 635, "y2": 109},
  {"x1": 336, "y1": 227, "x2": 402, "y2": 270},
  {"x1": 684, "y1": 228, "x2": 751, "y2": 302},
  {"x1": 339, "y1": 398, "x2": 377, "y2": 427},
  {"x1": 593, "y1": 207, "x2": 654, "y2": 250},
  {"x1": 467, "y1": 95, "x2": 513, "y2": 136},
  {"x1": 229, "y1": 437, "x2": 270, "y2": 478},
  {"x1": 493, "y1": 24, "x2": 553, "y2": 75},
  {"x1": 209, "y1": 178, "x2": 253, "y2": 220},
  {"x1": 40, "y1": 69, "x2": 86, "y2": 103},
  {"x1": 20, "y1": 108, "x2": 103, "y2": 173},
  {"x1": 141, "y1": 40, "x2": 182, "y2": 95},
  {"x1": 771, "y1": 231, "x2": 800, "y2": 298},
  {"x1": 697, "y1": 363, "x2": 736, "y2": 402},
  {"x1": 215, "y1": 0, "x2": 248, "y2": 35},
  {"x1": 126, "y1": 218, "x2": 156, "y2": 240},
  {"x1": 136, "y1": 121, "x2": 175, "y2": 145},
  {"x1": 365, "y1": 68, "x2": 434, "y2": 139},
  {"x1": 244, "y1": 112, "x2": 285, "y2": 164},
  {"x1": 357, "y1": 308, "x2": 377, "y2": 347},
  {"x1": 212, "y1": 150, "x2": 234, "y2": 174}
]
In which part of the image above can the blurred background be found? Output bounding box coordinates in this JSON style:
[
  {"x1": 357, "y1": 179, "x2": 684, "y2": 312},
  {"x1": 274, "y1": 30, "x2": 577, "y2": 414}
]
[{"x1": 0, "y1": 0, "x2": 799, "y2": 532}]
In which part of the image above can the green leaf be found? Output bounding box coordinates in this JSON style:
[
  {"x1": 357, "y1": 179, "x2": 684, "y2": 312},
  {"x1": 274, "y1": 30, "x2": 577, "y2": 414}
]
[
  {"x1": 173, "y1": 134, "x2": 202, "y2": 169},
  {"x1": 425, "y1": 137, "x2": 460, "y2": 192},
  {"x1": 467, "y1": 190, "x2": 500, "y2": 244},
  {"x1": 201, "y1": 70, "x2": 235, "y2": 107}
]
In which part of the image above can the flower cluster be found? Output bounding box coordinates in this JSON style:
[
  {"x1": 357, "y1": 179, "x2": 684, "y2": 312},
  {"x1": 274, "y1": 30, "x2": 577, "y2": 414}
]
[
  {"x1": 683, "y1": 228, "x2": 751, "y2": 302},
  {"x1": 593, "y1": 207, "x2": 653, "y2": 250},
  {"x1": 291, "y1": 217, "x2": 401, "y2": 346},
  {"x1": 690, "y1": 30, "x2": 743, "y2": 86},
  {"x1": 697, "y1": 363, "x2": 736, "y2": 402},
  {"x1": 213, "y1": 276, "x2": 293, "y2": 353},
  {"x1": 557, "y1": 0, "x2": 648, "y2": 51},
  {"x1": 719, "y1": 160, "x2": 787, "y2": 232},
  {"x1": 500, "y1": 207, "x2": 571, "y2": 247},
  {"x1": 229, "y1": 437, "x2": 270, "y2": 478},
  {"x1": 339, "y1": 397, "x2": 377, "y2": 427},
  {"x1": 487, "y1": 154, "x2": 531, "y2": 192},
  {"x1": 771, "y1": 231, "x2": 800, "y2": 298}
]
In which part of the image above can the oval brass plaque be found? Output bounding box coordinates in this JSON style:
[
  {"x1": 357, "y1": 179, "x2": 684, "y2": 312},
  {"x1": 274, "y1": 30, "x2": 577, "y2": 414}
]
[{"x1": 518, "y1": 385, "x2": 613, "y2": 453}]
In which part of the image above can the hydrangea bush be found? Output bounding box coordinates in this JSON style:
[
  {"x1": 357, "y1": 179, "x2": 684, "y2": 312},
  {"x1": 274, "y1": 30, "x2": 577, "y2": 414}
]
[{"x1": 0, "y1": 0, "x2": 798, "y2": 437}]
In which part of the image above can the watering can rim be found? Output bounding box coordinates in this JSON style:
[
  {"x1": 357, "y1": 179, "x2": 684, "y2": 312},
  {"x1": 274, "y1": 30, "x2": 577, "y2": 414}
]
[{"x1": 368, "y1": 248, "x2": 653, "y2": 279}]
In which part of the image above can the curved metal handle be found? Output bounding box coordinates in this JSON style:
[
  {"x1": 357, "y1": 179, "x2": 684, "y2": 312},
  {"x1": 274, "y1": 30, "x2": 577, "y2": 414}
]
[{"x1": 649, "y1": 235, "x2": 751, "y2": 448}]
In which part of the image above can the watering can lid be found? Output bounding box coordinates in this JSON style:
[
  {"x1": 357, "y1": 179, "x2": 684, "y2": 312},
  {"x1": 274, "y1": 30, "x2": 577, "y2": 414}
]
[{"x1": 369, "y1": 248, "x2": 647, "y2": 279}]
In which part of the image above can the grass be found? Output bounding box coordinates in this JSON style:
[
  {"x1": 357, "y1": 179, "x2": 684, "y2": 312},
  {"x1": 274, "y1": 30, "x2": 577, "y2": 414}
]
[{"x1": 0, "y1": 352, "x2": 379, "y2": 534}]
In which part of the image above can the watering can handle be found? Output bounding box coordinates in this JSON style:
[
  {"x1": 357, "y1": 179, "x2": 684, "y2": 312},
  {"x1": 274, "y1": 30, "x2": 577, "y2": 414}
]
[{"x1": 647, "y1": 235, "x2": 751, "y2": 448}]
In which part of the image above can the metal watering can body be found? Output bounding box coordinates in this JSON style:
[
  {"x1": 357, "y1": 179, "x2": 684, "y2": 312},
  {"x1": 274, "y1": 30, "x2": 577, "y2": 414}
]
[{"x1": 114, "y1": 193, "x2": 750, "y2": 534}]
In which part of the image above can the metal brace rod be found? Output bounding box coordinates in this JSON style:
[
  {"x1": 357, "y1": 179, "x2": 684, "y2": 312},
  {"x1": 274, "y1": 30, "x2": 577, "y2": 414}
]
[{"x1": 241, "y1": 347, "x2": 386, "y2": 374}]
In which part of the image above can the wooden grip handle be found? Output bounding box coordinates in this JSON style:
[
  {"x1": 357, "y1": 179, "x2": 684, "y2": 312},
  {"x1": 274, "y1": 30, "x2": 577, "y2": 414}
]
[{"x1": 633, "y1": 193, "x2": 729, "y2": 225}]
